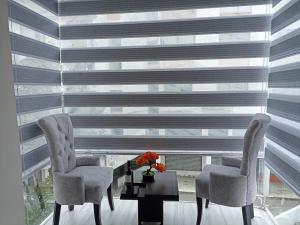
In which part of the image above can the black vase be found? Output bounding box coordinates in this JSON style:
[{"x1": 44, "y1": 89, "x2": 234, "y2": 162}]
[{"x1": 142, "y1": 171, "x2": 155, "y2": 182}]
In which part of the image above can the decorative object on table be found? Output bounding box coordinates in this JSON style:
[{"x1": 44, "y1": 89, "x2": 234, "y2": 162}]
[
  {"x1": 136, "y1": 151, "x2": 166, "y2": 182},
  {"x1": 125, "y1": 160, "x2": 135, "y2": 194}
]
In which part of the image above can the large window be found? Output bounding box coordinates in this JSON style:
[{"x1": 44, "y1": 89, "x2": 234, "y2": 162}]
[
  {"x1": 7, "y1": 0, "x2": 275, "y2": 224},
  {"x1": 60, "y1": 2, "x2": 270, "y2": 154}
]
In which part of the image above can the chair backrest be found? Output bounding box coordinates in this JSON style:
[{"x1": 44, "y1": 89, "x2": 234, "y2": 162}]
[
  {"x1": 38, "y1": 114, "x2": 76, "y2": 173},
  {"x1": 240, "y1": 113, "x2": 271, "y2": 204}
]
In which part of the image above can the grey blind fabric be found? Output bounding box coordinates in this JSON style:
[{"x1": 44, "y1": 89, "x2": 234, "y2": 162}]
[
  {"x1": 59, "y1": 0, "x2": 271, "y2": 16},
  {"x1": 70, "y1": 115, "x2": 253, "y2": 129},
  {"x1": 32, "y1": 0, "x2": 58, "y2": 15},
  {"x1": 60, "y1": 15, "x2": 271, "y2": 39},
  {"x1": 16, "y1": 94, "x2": 62, "y2": 114},
  {"x1": 60, "y1": 1, "x2": 271, "y2": 153},
  {"x1": 74, "y1": 136, "x2": 244, "y2": 152},
  {"x1": 271, "y1": 0, "x2": 300, "y2": 34},
  {"x1": 273, "y1": 0, "x2": 282, "y2": 6},
  {"x1": 10, "y1": 33, "x2": 60, "y2": 62},
  {"x1": 61, "y1": 42, "x2": 269, "y2": 63},
  {"x1": 269, "y1": 63, "x2": 300, "y2": 88},
  {"x1": 8, "y1": 0, "x2": 61, "y2": 175},
  {"x1": 8, "y1": 1, "x2": 59, "y2": 38},
  {"x1": 13, "y1": 65, "x2": 61, "y2": 85},
  {"x1": 266, "y1": 0, "x2": 300, "y2": 196},
  {"x1": 63, "y1": 67, "x2": 268, "y2": 85},
  {"x1": 64, "y1": 92, "x2": 267, "y2": 107}
]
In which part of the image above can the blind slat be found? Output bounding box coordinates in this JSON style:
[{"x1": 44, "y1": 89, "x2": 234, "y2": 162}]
[
  {"x1": 273, "y1": 0, "x2": 282, "y2": 6},
  {"x1": 59, "y1": 0, "x2": 270, "y2": 16},
  {"x1": 32, "y1": 0, "x2": 58, "y2": 15},
  {"x1": 74, "y1": 136, "x2": 244, "y2": 151},
  {"x1": 8, "y1": 1, "x2": 59, "y2": 38},
  {"x1": 270, "y1": 29, "x2": 300, "y2": 61},
  {"x1": 19, "y1": 122, "x2": 43, "y2": 143},
  {"x1": 13, "y1": 65, "x2": 61, "y2": 85},
  {"x1": 22, "y1": 145, "x2": 49, "y2": 171},
  {"x1": 71, "y1": 114, "x2": 253, "y2": 129},
  {"x1": 267, "y1": 95, "x2": 300, "y2": 122},
  {"x1": 267, "y1": 122, "x2": 300, "y2": 157},
  {"x1": 64, "y1": 92, "x2": 267, "y2": 107},
  {"x1": 10, "y1": 33, "x2": 60, "y2": 62},
  {"x1": 63, "y1": 67, "x2": 268, "y2": 85},
  {"x1": 16, "y1": 94, "x2": 62, "y2": 114},
  {"x1": 269, "y1": 67, "x2": 300, "y2": 88},
  {"x1": 60, "y1": 15, "x2": 271, "y2": 39},
  {"x1": 61, "y1": 42, "x2": 270, "y2": 63},
  {"x1": 272, "y1": 0, "x2": 300, "y2": 34}
]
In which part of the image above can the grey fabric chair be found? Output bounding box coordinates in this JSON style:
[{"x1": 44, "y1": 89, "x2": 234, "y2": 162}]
[
  {"x1": 195, "y1": 113, "x2": 271, "y2": 225},
  {"x1": 38, "y1": 114, "x2": 114, "y2": 225}
]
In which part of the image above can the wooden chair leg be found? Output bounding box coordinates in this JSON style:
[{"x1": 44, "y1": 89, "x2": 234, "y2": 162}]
[
  {"x1": 94, "y1": 203, "x2": 102, "y2": 225},
  {"x1": 107, "y1": 184, "x2": 115, "y2": 211},
  {"x1": 68, "y1": 205, "x2": 74, "y2": 211},
  {"x1": 53, "y1": 202, "x2": 61, "y2": 225},
  {"x1": 196, "y1": 198, "x2": 203, "y2": 225},
  {"x1": 250, "y1": 203, "x2": 254, "y2": 218},
  {"x1": 205, "y1": 199, "x2": 209, "y2": 208},
  {"x1": 242, "y1": 205, "x2": 252, "y2": 225}
]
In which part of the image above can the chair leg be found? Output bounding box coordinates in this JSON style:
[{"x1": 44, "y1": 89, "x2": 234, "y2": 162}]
[
  {"x1": 196, "y1": 198, "x2": 203, "y2": 225},
  {"x1": 250, "y1": 203, "x2": 254, "y2": 219},
  {"x1": 242, "y1": 205, "x2": 252, "y2": 225},
  {"x1": 52, "y1": 202, "x2": 61, "y2": 225},
  {"x1": 68, "y1": 205, "x2": 74, "y2": 211},
  {"x1": 205, "y1": 199, "x2": 209, "y2": 208},
  {"x1": 94, "y1": 203, "x2": 102, "y2": 225},
  {"x1": 107, "y1": 184, "x2": 115, "y2": 211}
]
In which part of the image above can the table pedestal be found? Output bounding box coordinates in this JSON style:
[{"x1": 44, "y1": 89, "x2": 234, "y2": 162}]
[{"x1": 138, "y1": 198, "x2": 163, "y2": 225}]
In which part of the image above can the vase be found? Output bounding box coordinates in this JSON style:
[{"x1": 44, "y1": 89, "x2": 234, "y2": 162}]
[{"x1": 142, "y1": 171, "x2": 155, "y2": 182}]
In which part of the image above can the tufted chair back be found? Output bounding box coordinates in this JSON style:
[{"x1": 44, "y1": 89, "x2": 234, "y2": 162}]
[
  {"x1": 240, "y1": 113, "x2": 271, "y2": 204},
  {"x1": 38, "y1": 114, "x2": 76, "y2": 173}
]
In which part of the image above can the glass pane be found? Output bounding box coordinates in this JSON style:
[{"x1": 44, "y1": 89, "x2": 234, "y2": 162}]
[
  {"x1": 23, "y1": 164, "x2": 54, "y2": 225},
  {"x1": 267, "y1": 173, "x2": 300, "y2": 225}
]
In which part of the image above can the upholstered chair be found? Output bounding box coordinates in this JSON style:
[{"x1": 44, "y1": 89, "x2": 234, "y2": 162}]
[
  {"x1": 38, "y1": 114, "x2": 114, "y2": 225},
  {"x1": 195, "y1": 113, "x2": 271, "y2": 225}
]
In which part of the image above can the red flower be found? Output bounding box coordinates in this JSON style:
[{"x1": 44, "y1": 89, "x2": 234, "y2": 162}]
[
  {"x1": 143, "y1": 151, "x2": 159, "y2": 161},
  {"x1": 152, "y1": 163, "x2": 166, "y2": 173},
  {"x1": 136, "y1": 156, "x2": 148, "y2": 166}
]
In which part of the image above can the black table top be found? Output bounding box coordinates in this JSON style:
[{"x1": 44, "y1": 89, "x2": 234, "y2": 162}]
[{"x1": 120, "y1": 171, "x2": 179, "y2": 201}]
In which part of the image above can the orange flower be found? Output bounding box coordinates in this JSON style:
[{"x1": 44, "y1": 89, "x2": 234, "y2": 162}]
[
  {"x1": 152, "y1": 163, "x2": 166, "y2": 173},
  {"x1": 143, "y1": 151, "x2": 159, "y2": 161},
  {"x1": 136, "y1": 156, "x2": 148, "y2": 166}
]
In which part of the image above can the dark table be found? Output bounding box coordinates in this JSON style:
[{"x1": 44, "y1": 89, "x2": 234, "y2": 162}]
[{"x1": 120, "y1": 171, "x2": 179, "y2": 225}]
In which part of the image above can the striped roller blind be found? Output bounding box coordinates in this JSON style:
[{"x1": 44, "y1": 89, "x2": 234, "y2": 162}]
[
  {"x1": 8, "y1": 0, "x2": 61, "y2": 177},
  {"x1": 60, "y1": 0, "x2": 271, "y2": 154},
  {"x1": 265, "y1": 0, "x2": 300, "y2": 196}
]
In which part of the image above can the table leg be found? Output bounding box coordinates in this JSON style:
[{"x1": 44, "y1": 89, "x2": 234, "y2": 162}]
[{"x1": 138, "y1": 199, "x2": 163, "y2": 224}]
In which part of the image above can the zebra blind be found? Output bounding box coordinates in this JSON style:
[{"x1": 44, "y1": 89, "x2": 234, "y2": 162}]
[
  {"x1": 265, "y1": 0, "x2": 300, "y2": 196},
  {"x1": 60, "y1": 0, "x2": 271, "y2": 154},
  {"x1": 8, "y1": 0, "x2": 61, "y2": 177}
]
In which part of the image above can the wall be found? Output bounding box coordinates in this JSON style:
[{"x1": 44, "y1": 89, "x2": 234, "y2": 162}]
[{"x1": 0, "y1": 0, "x2": 26, "y2": 224}]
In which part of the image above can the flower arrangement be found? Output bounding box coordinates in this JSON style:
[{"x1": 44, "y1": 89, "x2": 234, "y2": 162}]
[{"x1": 136, "y1": 151, "x2": 166, "y2": 181}]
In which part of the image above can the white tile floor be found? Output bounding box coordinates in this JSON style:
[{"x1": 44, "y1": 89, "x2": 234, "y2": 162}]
[{"x1": 45, "y1": 198, "x2": 275, "y2": 225}]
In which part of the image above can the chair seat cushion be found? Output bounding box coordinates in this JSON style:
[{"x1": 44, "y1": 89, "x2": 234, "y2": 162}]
[
  {"x1": 68, "y1": 166, "x2": 113, "y2": 203},
  {"x1": 195, "y1": 165, "x2": 240, "y2": 199}
]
